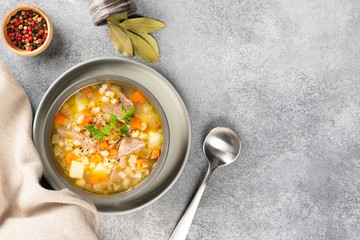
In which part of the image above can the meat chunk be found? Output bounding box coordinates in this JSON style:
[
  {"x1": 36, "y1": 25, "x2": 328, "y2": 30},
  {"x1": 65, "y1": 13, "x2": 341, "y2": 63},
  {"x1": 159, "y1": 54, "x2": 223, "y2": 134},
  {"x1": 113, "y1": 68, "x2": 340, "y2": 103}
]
[
  {"x1": 118, "y1": 91, "x2": 134, "y2": 111},
  {"x1": 102, "y1": 91, "x2": 133, "y2": 119},
  {"x1": 110, "y1": 170, "x2": 121, "y2": 183},
  {"x1": 57, "y1": 128, "x2": 97, "y2": 152},
  {"x1": 118, "y1": 137, "x2": 145, "y2": 157}
]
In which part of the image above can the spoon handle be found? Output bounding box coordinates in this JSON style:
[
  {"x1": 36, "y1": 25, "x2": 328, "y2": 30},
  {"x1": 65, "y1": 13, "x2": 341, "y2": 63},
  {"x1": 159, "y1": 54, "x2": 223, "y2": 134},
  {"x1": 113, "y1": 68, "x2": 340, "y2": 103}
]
[{"x1": 169, "y1": 165, "x2": 215, "y2": 240}]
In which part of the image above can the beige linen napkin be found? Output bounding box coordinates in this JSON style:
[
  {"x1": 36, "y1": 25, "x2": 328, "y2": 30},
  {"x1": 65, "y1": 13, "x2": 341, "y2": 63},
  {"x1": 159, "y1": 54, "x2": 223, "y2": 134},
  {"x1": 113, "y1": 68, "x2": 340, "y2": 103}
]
[{"x1": 0, "y1": 62, "x2": 99, "y2": 239}]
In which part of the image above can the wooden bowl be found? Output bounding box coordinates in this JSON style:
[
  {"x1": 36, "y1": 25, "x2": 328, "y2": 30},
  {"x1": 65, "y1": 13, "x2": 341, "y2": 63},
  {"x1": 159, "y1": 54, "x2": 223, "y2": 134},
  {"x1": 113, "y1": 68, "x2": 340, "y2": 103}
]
[{"x1": 1, "y1": 5, "x2": 53, "y2": 56}]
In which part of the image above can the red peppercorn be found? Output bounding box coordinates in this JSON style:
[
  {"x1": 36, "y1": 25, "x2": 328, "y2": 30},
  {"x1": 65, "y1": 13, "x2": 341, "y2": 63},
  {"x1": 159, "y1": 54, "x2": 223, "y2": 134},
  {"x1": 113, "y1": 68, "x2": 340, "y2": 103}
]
[
  {"x1": 7, "y1": 32, "x2": 11, "y2": 37},
  {"x1": 27, "y1": 26, "x2": 32, "y2": 31},
  {"x1": 42, "y1": 34, "x2": 47, "y2": 39},
  {"x1": 28, "y1": 30, "x2": 33, "y2": 35},
  {"x1": 28, "y1": 36, "x2": 33, "y2": 41},
  {"x1": 28, "y1": 18, "x2": 32, "y2": 21},
  {"x1": 11, "y1": 32, "x2": 15, "y2": 36},
  {"x1": 29, "y1": 47, "x2": 33, "y2": 51},
  {"x1": 17, "y1": 33, "x2": 22, "y2": 38},
  {"x1": 12, "y1": 40, "x2": 18, "y2": 46},
  {"x1": 40, "y1": 29, "x2": 44, "y2": 34},
  {"x1": 25, "y1": 38, "x2": 29, "y2": 43},
  {"x1": 37, "y1": 39, "x2": 42, "y2": 43},
  {"x1": 14, "y1": 27, "x2": 18, "y2": 31},
  {"x1": 31, "y1": 21, "x2": 35, "y2": 26},
  {"x1": 23, "y1": 29, "x2": 27, "y2": 34},
  {"x1": 22, "y1": 35, "x2": 26, "y2": 40},
  {"x1": 10, "y1": 25, "x2": 15, "y2": 29},
  {"x1": 25, "y1": 11, "x2": 29, "y2": 15},
  {"x1": 17, "y1": 37, "x2": 21, "y2": 41},
  {"x1": 20, "y1": 19, "x2": 24, "y2": 24}
]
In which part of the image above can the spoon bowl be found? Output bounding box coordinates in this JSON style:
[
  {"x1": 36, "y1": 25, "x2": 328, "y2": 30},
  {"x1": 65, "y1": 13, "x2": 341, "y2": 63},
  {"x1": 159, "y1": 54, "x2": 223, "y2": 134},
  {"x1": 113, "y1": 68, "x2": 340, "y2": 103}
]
[
  {"x1": 203, "y1": 127, "x2": 241, "y2": 167},
  {"x1": 169, "y1": 127, "x2": 241, "y2": 240}
]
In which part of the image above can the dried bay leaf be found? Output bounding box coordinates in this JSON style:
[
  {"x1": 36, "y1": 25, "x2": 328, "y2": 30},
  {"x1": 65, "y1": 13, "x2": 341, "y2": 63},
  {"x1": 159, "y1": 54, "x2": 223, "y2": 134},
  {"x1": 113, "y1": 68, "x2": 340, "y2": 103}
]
[
  {"x1": 121, "y1": 18, "x2": 165, "y2": 33},
  {"x1": 124, "y1": 29, "x2": 159, "y2": 62},
  {"x1": 130, "y1": 31, "x2": 159, "y2": 56},
  {"x1": 108, "y1": 21, "x2": 133, "y2": 56},
  {"x1": 107, "y1": 12, "x2": 128, "y2": 25}
]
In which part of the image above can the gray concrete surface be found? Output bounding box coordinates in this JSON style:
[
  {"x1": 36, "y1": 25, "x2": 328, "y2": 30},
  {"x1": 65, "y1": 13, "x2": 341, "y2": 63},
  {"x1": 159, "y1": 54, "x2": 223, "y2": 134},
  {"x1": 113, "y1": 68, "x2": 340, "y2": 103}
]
[{"x1": 1, "y1": 0, "x2": 360, "y2": 239}]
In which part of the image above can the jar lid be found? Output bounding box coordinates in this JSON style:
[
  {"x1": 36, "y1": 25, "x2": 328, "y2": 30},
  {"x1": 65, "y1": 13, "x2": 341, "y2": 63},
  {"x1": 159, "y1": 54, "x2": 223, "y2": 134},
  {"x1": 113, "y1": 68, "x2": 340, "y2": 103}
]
[{"x1": 88, "y1": 0, "x2": 137, "y2": 26}]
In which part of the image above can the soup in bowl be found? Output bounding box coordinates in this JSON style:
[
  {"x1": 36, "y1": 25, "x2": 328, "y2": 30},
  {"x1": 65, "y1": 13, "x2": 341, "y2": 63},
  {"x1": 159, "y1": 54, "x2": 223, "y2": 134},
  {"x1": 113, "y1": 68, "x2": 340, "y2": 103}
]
[{"x1": 49, "y1": 79, "x2": 166, "y2": 195}]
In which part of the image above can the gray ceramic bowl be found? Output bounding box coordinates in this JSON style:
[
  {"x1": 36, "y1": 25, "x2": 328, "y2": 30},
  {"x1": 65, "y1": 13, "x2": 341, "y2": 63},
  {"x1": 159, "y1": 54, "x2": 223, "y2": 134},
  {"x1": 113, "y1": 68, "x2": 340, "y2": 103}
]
[
  {"x1": 33, "y1": 57, "x2": 191, "y2": 214},
  {"x1": 43, "y1": 75, "x2": 169, "y2": 205}
]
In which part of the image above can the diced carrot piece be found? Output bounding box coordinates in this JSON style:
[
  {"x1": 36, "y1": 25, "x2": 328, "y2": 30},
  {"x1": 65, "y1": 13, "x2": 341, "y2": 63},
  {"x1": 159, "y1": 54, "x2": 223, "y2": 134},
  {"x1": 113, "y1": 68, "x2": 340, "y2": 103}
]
[
  {"x1": 54, "y1": 113, "x2": 65, "y2": 124},
  {"x1": 88, "y1": 176, "x2": 110, "y2": 184},
  {"x1": 81, "y1": 87, "x2": 92, "y2": 96},
  {"x1": 82, "y1": 109, "x2": 93, "y2": 125},
  {"x1": 87, "y1": 176, "x2": 100, "y2": 184},
  {"x1": 89, "y1": 153, "x2": 102, "y2": 163},
  {"x1": 96, "y1": 124, "x2": 103, "y2": 129},
  {"x1": 100, "y1": 176, "x2": 110, "y2": 183},
  {"x1": 82, "y1": 118, "x2": 92, "y2": 126},
  {"x1": 131, "y1": 117, "x2": 141, "y2": 129},
  {"x1": 98, "y1": 140, "x2": 109, "y2": 150},
  {"x1": 150, "y1": 149, "x2": 161, "y2": 159},
  {"x1": 82, "y1": 109, "x2": 93, "y2": 118},
  {"x1": 130, "y1": 92, "x2": 146, "y2": 104},
  {"x1": 109, "y1": 148, "x2": 118, "y2": 158},
  {"x1": 65, "y1": 152, "x2": 74, "y2": 164},
  {"x1": 136, "y1": 159, "x2": 148, "y2": 168}
]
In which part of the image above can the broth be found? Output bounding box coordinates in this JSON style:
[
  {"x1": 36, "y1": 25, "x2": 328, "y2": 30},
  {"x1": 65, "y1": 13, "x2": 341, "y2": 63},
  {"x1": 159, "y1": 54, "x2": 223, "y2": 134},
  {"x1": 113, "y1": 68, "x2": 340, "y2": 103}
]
[{"x1": 50, "y1": 82, "x2": 163, "y2": 195}]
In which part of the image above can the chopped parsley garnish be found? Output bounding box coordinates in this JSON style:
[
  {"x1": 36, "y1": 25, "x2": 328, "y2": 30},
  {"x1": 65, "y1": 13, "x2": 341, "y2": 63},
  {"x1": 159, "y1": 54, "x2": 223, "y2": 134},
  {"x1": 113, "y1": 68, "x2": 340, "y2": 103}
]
[{"x1": 85, "y1": 105, "x2": 135, "y2": 141}]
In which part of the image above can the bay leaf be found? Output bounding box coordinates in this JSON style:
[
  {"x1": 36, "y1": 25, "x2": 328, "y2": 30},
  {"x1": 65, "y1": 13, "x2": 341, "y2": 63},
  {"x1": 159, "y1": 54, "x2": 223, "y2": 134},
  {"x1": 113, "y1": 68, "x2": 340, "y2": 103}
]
[
  {"x1": 121, "y1": 18, "x2": 165, "y2": 33},
  {"x1": 130, "y1": 31, "x2": 159, "y2": 56},
  {"x1": 108, "y1": 21, "x2": 133, "y2": 56},
  {"x1": 124, "y1": 29, "x2": 159, "y2": 62},
  {"x1": 107, "y1": 12, "x2": 128, "y2": 25}
]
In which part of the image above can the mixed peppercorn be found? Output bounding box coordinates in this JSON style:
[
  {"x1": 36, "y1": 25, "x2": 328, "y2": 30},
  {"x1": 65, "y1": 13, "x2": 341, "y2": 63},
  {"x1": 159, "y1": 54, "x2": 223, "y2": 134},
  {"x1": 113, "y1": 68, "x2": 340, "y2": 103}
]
[{"x1": 6, "y1": 10, "x2": 48, "y2": 51}]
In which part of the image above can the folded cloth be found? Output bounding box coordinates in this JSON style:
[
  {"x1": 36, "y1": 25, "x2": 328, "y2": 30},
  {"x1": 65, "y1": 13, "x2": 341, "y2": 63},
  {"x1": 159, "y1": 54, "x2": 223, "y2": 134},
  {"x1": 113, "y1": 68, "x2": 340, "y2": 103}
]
[{"x1": 0, "y1": 62, "x2": 99, "y2": 239}]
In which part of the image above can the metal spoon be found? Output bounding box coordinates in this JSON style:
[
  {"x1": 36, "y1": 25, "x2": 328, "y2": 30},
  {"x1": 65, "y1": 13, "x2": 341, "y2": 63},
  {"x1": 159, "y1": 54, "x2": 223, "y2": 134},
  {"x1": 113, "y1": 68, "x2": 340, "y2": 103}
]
[{"x1": 169, "y1": 127, "x2": 241, "y2": 240}]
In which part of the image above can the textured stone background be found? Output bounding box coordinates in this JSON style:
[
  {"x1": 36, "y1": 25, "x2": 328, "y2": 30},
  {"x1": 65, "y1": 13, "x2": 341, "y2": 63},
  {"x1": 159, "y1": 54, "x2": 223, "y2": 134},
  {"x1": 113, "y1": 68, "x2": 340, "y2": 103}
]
[{"x1": 1, "y1": 0, "x2": 360, "y2": 239}]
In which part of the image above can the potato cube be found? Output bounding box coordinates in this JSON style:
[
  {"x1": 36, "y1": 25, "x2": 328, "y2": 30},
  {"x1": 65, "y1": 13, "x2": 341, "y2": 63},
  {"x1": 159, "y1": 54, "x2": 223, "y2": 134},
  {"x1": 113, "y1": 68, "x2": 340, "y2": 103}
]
[
  {"x1": 69, "y1": 161, "x2": 85, "y2": 179},
  {"x1": 93, "y1": 162, "x2": 110, "y2": 177},
  {"x1": 148, "y1": 131, "x2": 163, "y2": 149},
  {"x1": 75, "y1": 97, "x2": 89, "y2": 112}
]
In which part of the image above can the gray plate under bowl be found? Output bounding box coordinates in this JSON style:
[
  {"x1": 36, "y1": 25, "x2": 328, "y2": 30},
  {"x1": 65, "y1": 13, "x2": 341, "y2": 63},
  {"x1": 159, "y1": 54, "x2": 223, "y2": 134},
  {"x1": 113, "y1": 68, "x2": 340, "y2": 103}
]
[{"x1": 33, "y1": 57, "x2": 191, "y2": 214}]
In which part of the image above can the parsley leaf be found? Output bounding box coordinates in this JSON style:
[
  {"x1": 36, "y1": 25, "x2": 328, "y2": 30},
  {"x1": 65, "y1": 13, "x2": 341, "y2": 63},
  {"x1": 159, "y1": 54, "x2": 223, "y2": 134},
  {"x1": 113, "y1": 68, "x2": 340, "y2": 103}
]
[
  {"x1": 121, "y1": 105, "x2": 126, "y2": 118},
  {"x1": 93, "y1": 133, "x2": 105, "y2": 142},
  {"x1": 118, "y1": 124, "x2": 129, "y2": 136},
  {"x1": 110, "y1": 114, "x2": 118, "y2": 125},
  {"x1": 124, "y1": 118, "x2": 131, "y2": 125},
  {"x1": 101, "y1": 125, "x2": 112, "y2": 135},
  {"x1": 85, "y1": 124, "x2": 105, "y2": 141},
  {"x1": 125, "y1": 106, "x2": 135, "y2": 118},
  {"x1": 85, "y1": 124, "x2": 101, "y2": 134}
]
